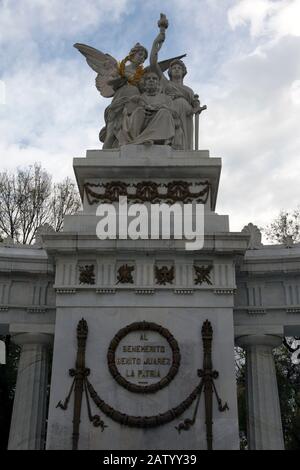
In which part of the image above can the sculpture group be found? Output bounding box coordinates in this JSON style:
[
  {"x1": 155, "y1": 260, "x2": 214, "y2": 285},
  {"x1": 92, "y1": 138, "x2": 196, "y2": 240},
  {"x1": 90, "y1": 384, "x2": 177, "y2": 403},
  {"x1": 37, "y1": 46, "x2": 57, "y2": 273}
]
[{"x1": 74, "y1": 14, "x2": 206, "y2": 150}]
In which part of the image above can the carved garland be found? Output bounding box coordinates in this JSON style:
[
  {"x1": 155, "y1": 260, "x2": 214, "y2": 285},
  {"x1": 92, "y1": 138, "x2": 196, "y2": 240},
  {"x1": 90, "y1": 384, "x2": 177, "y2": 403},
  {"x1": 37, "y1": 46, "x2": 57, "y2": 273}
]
[
  {"x1": 84, "y1": 180, "x2": 210, "y2": 205},
  {"x1": 57, "y1": 319, "x2": 228, "y2": 451},
  {"x1": 107, "y1": 321, "x2": 181, "y2": 393}
]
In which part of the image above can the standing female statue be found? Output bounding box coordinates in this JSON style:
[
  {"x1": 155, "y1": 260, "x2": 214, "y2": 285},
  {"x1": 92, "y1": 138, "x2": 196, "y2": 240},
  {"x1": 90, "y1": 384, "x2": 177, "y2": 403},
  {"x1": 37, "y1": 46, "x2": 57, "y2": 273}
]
[{"x1": 150, "y1": 31, "x2": 206, "y2": 150}]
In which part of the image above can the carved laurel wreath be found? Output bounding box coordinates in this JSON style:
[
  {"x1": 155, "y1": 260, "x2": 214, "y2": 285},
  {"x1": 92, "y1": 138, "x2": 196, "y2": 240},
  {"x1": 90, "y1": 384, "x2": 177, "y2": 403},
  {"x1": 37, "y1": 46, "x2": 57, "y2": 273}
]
[
  {"x1": 118, "y1": 55, "x2": 145, "y2": 86},
  {"x1": 107, "y1": 321, "x2": 181, "y2": 393}
]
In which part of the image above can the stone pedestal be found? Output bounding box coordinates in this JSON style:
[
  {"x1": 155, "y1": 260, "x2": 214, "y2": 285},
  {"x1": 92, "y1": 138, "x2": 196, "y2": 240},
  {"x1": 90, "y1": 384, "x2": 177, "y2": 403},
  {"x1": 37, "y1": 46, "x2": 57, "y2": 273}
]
[
  {"x1": 8, "y1": 333, "x2": 53, "y2": 450},
  {"x1": 44, "y1": 146, "x2": 249, "y2": 450},
  {"x1": 236, "y1": 335, "x2": 284, "y2": 450}
]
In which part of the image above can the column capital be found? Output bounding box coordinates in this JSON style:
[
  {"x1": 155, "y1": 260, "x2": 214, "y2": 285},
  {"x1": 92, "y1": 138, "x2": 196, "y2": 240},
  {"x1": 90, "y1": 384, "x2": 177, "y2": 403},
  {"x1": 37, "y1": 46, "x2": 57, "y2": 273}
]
[
  {"x1": 236, "y1": 334, "x2": 282, "y2": 349},
  {"x1": 11, "y1": 332, "x2": 53, "y2": 347}
]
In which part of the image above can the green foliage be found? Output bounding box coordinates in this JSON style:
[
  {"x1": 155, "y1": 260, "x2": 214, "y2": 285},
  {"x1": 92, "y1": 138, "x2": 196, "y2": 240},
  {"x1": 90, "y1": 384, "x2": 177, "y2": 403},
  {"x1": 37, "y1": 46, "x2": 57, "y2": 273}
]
[{"x1": 274, "y1": 344, "x2": 300, "y2": 449}]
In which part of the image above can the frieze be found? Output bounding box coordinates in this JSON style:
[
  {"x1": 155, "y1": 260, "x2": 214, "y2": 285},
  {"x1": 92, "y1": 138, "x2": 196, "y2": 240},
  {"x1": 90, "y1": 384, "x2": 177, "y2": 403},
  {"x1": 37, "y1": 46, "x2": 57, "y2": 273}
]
[{"x1": 84, "y1": 180, "x2": 210, "y2": 205}]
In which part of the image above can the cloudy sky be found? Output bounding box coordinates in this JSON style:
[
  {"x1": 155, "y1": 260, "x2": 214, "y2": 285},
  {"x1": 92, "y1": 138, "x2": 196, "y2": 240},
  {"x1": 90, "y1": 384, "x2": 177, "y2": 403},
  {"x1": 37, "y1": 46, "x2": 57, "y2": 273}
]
[{"x1": 1, "y1": 0, "x2": 300, "y2": 234}]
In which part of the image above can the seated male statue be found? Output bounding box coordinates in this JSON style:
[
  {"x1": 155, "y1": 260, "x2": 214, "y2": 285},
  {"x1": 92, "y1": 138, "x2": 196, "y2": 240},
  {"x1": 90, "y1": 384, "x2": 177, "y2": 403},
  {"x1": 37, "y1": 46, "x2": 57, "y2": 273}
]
[{"x1": 120, "y1": 71, "x2": 182, "y2": 147}]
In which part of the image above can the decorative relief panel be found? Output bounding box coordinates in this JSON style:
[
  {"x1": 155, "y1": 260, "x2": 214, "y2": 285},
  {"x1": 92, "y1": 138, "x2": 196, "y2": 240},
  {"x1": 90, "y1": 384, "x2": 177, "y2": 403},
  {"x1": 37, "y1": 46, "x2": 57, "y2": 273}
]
[
  {"x1": 79, "y1": 264, "x2": 96, "y2": 285},
  {"x1": 84, "y1": 180, "x2": 210, "y2": 205},
  {"x1": 155, "y1": 265, "x2": 175, "y2": 285},
  {"x1": 116, "y1": 263, "x2": 135, "y2": 284},
  {"x1": 194, "y1": 265, "x2": 213, "y2": 286}
]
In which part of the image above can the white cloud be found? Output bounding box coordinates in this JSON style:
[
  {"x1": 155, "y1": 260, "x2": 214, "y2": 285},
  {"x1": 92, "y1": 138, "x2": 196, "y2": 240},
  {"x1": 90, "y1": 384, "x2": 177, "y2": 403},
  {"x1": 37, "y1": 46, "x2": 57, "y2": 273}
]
[
  {"x1": 0, "y1": 0, "x2": 130, "y2": 44},
  {"x1": 228, "y1": 0, "x2": 300, "y2": 39},
  {"x1": 0, "y1": 0, "x2": 300, "y2": 237},
  {"x1": 290, "y1": 80, "x2": 300, "y2": 105},
  {"x1": 200, "y1": 33, "x2": 300, "y2": 232}
]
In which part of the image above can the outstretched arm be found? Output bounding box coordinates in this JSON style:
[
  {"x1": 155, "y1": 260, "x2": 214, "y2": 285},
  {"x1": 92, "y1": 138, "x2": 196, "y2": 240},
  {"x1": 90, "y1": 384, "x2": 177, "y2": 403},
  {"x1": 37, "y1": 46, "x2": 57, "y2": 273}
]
[
  {"x1": 150, "y1": 14, "x2": 169, "y2": 78},
  {"x1": 150, "y1": 32, "x2": 165, "y2": 78}
]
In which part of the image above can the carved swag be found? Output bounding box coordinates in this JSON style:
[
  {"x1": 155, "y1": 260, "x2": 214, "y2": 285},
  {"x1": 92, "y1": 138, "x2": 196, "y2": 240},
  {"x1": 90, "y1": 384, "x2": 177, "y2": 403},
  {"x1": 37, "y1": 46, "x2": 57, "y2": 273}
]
[{"x1": 58, "y1": 319, "x2": 228, "y2": 450}]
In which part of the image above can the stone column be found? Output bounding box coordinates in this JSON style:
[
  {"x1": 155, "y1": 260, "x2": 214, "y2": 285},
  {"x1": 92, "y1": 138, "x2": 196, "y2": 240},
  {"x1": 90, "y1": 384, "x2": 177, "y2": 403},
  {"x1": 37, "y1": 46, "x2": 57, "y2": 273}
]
[
  {"x1": 236, "y1": 335, "x2": 284, "y2": 450},
  {"x1": 8, "y1": 333, "x2": 53, "y2": 450}
]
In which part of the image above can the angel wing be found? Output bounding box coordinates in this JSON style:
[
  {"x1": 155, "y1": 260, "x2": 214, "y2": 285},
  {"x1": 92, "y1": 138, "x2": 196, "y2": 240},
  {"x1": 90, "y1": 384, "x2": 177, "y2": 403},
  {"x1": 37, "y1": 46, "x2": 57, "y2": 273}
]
[
  {"x1": 144, "y1": 53, "x2": 187, "y2": 74},
  {"x1": 74, "y1": 43, "x2": 119, "y2": 98}
]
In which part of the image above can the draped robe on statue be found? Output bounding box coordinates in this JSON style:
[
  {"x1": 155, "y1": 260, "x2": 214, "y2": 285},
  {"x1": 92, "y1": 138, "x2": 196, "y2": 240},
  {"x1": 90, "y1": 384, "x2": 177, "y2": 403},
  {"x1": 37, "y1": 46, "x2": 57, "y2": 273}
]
[
  {"x1": 163, "y1": 80, "x2": 195, "y2": 150},
  {"x1": 121, "y1": 92, "x2": 176, "y2": 145}
]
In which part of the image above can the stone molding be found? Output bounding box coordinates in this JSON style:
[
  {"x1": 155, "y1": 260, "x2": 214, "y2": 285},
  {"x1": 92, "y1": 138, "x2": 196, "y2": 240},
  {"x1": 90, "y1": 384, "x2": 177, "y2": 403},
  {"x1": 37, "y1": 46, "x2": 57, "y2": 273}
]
[
  {"x1": 214, "y1": 288, "x2": 235, "y2": 295},
  {"x1": 11, "y1": 332, "x2": 54, "y2": 347},
  {"x1": 96, "y1": 289, "x2": 116, "y2": 294},
  {"x1": 135, "y1": 289, "x2": 155, "y2": 295},
  {"x1": 173, "y1": 289, "x2": 194, "y2": 295},
  {"x1": 236, "y1": 334, "x2": 282, "y2": 349},
  {"x1": 55, "y1": 289, "x2": 77, "y2": 294},
  {"x1": 247, "y1": 308, "x2": 266, "y2": 315},
  {"x1": 27, "y1": 307, "x2": 47, "y2": 314},
  {"x1": 286, "y1": 307, "x2": 300, "y2": 314}
]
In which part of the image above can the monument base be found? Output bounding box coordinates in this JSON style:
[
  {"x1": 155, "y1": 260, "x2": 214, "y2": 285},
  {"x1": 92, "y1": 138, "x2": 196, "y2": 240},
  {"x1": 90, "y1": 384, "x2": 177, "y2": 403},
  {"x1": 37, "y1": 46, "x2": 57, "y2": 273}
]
[{"x1": 44, "y1": 147, "x2": 248, "y2": 450}]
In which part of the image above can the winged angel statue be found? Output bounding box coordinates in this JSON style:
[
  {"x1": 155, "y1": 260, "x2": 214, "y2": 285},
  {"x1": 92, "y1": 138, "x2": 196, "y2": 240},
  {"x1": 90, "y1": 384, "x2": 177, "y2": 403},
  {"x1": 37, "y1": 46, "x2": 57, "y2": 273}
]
[{"x1": 75, "y1": 14, "x2": 205, "y2": 150}]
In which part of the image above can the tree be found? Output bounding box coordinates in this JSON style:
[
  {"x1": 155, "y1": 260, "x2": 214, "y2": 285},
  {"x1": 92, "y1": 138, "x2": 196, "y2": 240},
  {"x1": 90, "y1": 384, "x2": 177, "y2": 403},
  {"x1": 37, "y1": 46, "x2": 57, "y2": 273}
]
[
  {"x1": 275, "y1": 341, "x2": 300, "y2": 449},
  {"x1": 50, "y1": 178, "x2": 81, "y2": 232},
  {"x1": 0, "y1": 164, "x2": 81, "y2": 244},
  {"x1": 0, "y1": 164, "x2": 81, "y2": 448},
  {"x1": 264, "y1": 208, "x2": 300, "y2": 244}
]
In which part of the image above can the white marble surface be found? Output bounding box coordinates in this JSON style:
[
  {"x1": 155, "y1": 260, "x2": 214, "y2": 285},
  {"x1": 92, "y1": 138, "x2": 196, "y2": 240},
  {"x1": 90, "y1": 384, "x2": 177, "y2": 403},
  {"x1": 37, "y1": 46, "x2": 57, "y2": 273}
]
[
  {"x1": 8, "y1": 333, "x2": 53, "y2": 450},
  {"x1": 236, "y1": 335, "x2": 284, "y2": 450},
  {"x1": 46, "y1": 303, "x2": 239, "y2": 450}
]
